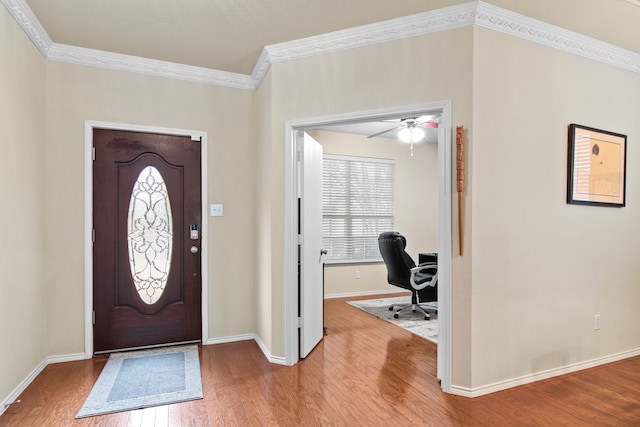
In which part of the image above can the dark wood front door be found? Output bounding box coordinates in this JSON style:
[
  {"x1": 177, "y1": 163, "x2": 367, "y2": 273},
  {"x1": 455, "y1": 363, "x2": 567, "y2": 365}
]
[{"x1": 93, "y1": 128, "x2": 202, "y2": 353}]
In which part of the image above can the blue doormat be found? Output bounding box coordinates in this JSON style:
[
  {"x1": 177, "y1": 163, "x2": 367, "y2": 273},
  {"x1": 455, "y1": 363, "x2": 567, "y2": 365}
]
[{"x1": 76, "y1": 345, "x2": 203, "y2": 418}]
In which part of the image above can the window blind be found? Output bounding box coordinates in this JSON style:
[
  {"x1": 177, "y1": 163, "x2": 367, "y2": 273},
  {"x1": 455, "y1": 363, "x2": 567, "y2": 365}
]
[{"x1": 322, "y1": 154, "x2": 395, "y2": 263}]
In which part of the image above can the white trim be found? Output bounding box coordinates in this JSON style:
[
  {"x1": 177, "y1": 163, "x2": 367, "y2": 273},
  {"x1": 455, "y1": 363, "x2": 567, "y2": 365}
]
[
  {"x1": 250, "y1": 48, "x2": 272, "y2": 87},
  {"x1": 3, "y1": 0, "x2": 640, "y2": 90},
  {"x1": 0, "y1": 352, "x2": 86, "y2": 417},
  {"x1": 3, "y1": 346, "x2": 640, "y2": 417},
  {"x1": 200, "y1": 132, "x2": 209, "y2": 346},
  {"x1": 474, "y1": 1, "x2": 640, "y2": 74},
  {"x1": 46, "y1": 352, "x2": 87, "y2": 364},
  {"x1": 204, "y1": 334, "x2": 288, "y2": 365},
  {"x1": 262, "y1": 2, "x2": 474, "y2": 67},
  {"x1": 0, "y1": 0, "x2": 51, "y2": 56},
  {"x1": 284, "y1": 127, "x2": 299, "y2": 366},
  {"x1": 0, "y1": 358, "x2": 46, "y2": 416},
  {"x1": 323, "y1": 153, "x2": 394, "y2": 164},
  {"x1": 254, "y1": 334, "x2": 287, "y2": 365},
  {"x1": 204, "y1": 333, "x2": 256, "y2": 346},
  {"x1": 436, "y1": 101, "x2": 452, "y2": 392},
  {"x1": 323, "y1": 259, "x2": 383, "y2": 265},
  {"x1": 48, "y1": 44, "x2": 255, "y2": 91},
  {"x1": 450, "y1": 347, "x2": 640, "y2": 398},
  {"x1": 83, "y1": 123, "x2": 94, "y2": 358},
  {"x1": 324, "y1": 289, "x2": 407, "y2": 300},
  {"x1": 84, "y1": 120, "x2": 209, "y2": 357},
  {"x1": 284, "y1": 101, "x2": 453, "y2": 392}
]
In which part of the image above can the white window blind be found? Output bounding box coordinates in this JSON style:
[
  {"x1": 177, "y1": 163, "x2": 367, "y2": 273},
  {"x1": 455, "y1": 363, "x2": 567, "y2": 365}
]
[{"x1": 322, "y1": 154, "x2": 395, "y2": 263}]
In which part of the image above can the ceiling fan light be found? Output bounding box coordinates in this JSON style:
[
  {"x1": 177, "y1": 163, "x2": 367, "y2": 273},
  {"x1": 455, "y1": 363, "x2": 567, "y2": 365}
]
[{"x1": 398, "y1": 126, "x2": 425, "y2": 143}]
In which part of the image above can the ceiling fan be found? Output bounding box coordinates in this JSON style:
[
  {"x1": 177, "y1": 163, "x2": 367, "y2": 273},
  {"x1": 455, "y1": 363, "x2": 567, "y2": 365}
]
[
  {"x1": 367, "y1": 114, "x2": 440, "y2": 156},
  {"x1": 367, "y1": 114, "x2": 440, "y2": 142}
]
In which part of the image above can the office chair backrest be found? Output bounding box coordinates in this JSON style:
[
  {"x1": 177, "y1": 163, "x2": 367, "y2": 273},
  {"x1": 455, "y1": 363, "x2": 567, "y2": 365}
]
[{"x1": 378, "y1": 231, "x2": 416, "y2": 288}]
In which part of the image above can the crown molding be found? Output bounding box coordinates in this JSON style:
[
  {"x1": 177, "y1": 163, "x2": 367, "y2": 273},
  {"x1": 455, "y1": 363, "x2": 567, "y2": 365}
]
[
  {"x1": 4, "y1": 0, "x2": 640, "y2": 91},
  {"x1": 1, "y1": 0, "x2": 51, "y2": 56},
  {"x1": 0, "y1": 0, "x2": 253, "y2": 89},
  {"x1": 47, "y1": 44, "x2": 255, "y2": 90},
  {"x1": 255, "y1": 0, "x2": 640, "y2": 85},
  {"x1": 475, "y1": 1, "x2": 640, "y2": 74},
  {"x1": 261, "y1": 2, "x2": 475, "y2": 67},
  {"x1": 251, "y1": 48, "x2": 273, "y2": 87},
  {"x1": 250, "y1": 1, "x2": 476, "y2": 84}
]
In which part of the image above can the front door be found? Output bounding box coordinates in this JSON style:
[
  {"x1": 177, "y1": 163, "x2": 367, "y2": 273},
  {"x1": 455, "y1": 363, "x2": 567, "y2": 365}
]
[{"x1": 93, "y1": 129, "x2": 202, "y2": 353}]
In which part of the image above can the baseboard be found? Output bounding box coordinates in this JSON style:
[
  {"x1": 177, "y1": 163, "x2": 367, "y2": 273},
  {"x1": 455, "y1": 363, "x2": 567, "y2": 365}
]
[
  {"x1": 0, "y1": 351, "x2": 89, "y2": 416},
  {"x1": 324, "y1": 289, "x2": 407, "y2": 299},
  {"x1": 47, "y1": 352, "x2": 87, "y2": 364},
  {"x1": 0, "y1": 335, "x2": 287, "y2": 417},
  {"x1": 204, "y1": 334, "x2": 288, "y2": 366},
  {"x1": 450, "y1": 347, "x2": 640, "y2": 398},
  {"x1": 4, "y1": 345, "x2": 640, "y2": 415},
  {"x1": 0, "y1": 358, "x2": 47, "y2": 416},
  {"x1": 204, "y1": 333, "x2": 256, "y2": 346},
  {"x1": 252, "y1": 334, "x2": 288, "y2": 365}
]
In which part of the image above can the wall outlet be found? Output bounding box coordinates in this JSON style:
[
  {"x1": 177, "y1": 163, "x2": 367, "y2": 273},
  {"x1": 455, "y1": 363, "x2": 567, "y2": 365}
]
[
  {"x1": 355, "y1": 270, "x2": 360, "y2": 279},
  {"x1": 594, "y1": 314, "x2": 601, "y2": 330}
]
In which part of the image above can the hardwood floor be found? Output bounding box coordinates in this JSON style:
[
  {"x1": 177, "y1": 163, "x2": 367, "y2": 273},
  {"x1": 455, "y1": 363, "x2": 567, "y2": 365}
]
[{"x1": 3, "y1": 293, "x2": 640, "y2": 426}]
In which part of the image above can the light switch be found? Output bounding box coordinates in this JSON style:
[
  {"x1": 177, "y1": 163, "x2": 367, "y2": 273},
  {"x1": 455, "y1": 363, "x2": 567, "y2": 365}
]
[{"x1": 210, "y1": 204, "x2": 224, "y2": 217}]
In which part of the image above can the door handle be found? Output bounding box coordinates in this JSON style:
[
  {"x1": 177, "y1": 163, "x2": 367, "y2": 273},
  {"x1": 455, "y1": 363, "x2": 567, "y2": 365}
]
[
  {"x1": 319, "y1": 249, "x2": 328, "y2": 263},
  {"x1": 190, "y1": 246, "x2": 199, "y2": 254}
]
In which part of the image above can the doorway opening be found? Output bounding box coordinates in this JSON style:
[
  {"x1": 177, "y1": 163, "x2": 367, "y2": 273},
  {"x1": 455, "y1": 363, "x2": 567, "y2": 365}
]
[{"x1": 284, "y1": 102, "x2": 453, "y2": 392}]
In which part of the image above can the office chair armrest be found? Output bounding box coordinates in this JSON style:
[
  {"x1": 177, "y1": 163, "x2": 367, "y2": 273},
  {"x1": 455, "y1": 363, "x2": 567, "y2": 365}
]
[{"x1": 410, "y1": 264, "x2": 438, "y2": 290}]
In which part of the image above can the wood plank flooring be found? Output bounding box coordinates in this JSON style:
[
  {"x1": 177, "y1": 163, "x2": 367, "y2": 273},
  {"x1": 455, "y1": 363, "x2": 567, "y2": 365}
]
[{"x1": 2, "y1": 293, "x2": 640, "y2": 426}]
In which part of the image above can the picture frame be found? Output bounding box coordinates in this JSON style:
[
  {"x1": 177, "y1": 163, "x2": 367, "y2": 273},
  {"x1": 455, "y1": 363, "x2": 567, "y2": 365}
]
[{"x1": 567, "y1": 123, "x2": 627, "y2": 207}]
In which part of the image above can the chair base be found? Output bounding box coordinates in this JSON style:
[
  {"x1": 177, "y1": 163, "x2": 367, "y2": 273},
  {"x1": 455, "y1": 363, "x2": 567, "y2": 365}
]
[{"x1": 388, "y1": 302, "x2": 436, "y2": 320}]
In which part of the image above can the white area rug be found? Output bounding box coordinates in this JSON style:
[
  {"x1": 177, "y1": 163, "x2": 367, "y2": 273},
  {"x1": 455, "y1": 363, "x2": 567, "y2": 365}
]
[
  {"x1": 348, "y1": 296, "x2": 438, "y2": 344},
  {"x1": 76, "y1": 345, "x2": 203, "y2": 418}
]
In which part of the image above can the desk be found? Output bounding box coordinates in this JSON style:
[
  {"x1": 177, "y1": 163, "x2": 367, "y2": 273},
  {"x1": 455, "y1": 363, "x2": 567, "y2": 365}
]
[{"x1": 418, "y1": 252, "x2": 438, "y2": 264}]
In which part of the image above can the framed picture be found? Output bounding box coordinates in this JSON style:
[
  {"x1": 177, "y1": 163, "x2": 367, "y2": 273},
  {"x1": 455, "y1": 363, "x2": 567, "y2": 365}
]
[{"x1": 567, "y1": 124, "x2": 627, "y2": 207}]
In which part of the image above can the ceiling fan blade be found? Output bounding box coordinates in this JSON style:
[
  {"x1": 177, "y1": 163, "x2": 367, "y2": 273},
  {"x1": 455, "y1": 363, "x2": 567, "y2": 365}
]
[
  {"x1": 367, "y1": 125, "x2": 401, "y2": 138},
  {"x1": 416, "y1": 114, "x2": 441, "y2": 129}
]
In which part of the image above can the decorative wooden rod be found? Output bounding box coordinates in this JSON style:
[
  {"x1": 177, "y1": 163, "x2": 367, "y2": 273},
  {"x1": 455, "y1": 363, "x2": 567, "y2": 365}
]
[{"x1": 456, "y1": 126, "x2": 465, "y2": 256}]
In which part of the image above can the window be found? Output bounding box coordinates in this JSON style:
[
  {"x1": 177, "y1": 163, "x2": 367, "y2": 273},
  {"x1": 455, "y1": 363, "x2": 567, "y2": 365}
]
[
  {"x1": 322, "y1": 154, "x2": 395, "y2": 263},
  {"x1": 127, "y1": 166, "x2": 173, "y2": 305}
]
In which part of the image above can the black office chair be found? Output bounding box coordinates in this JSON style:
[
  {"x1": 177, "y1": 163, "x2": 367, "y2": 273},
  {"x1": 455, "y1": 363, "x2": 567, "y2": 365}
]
[{"x1": 378, "y1": 231, "x2": 438, "y2": 320}]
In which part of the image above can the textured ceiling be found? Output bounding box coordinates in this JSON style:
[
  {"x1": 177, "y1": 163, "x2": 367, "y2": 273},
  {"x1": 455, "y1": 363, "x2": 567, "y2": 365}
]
[{"x1": 23, "y1": 0, "x2": 640, "y2": 76}]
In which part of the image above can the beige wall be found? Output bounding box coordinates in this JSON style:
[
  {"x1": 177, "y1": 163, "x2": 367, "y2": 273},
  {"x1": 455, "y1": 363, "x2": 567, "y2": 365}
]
[
  {"x1": 307, "y1": 130, "x2": 438, "y2": 296},
  {"x1": 264, "y1": 27, "x2": 475, "y2": 382},
  {"x1": 255, "y1": 72, "x2": 274, "y2": 351},
  {"x1": 0, "y1": 6, "x2": 47, "y2": 403},
  {"x1": 470, "y1": 27, "x2": 640, "y2": 389},
  {"x1": 44, "y1": 62, "x2": 258, "y2": 354},
  {"x1": 3, "y1": 0, "x2": 640, "y2": 404}
]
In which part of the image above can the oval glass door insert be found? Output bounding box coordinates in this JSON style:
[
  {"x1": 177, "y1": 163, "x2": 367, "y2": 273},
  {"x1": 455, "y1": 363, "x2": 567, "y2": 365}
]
[{"x1": 127, "y1": 165, "x2": 173, "y2": 304}]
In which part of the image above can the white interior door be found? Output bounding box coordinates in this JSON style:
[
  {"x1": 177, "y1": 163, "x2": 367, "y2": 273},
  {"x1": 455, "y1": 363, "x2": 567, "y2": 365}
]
[{"x1": 300, "y1": 131, "x2": 324, "y2": 358}]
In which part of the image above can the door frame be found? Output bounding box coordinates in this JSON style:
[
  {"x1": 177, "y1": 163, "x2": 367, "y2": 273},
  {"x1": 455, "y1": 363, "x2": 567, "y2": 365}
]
[
  {"x1": 284, "y1": 101, "x2": 452, "y2": 392},
  {"x1": 83, "y1": 120, "x2": 209, "y2": 358}
]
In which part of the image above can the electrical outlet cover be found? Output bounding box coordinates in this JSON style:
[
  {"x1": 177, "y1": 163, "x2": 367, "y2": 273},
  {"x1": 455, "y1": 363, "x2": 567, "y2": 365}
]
[{"x1": 210, "y1": 204, "x2": 224, "y2": 217}]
